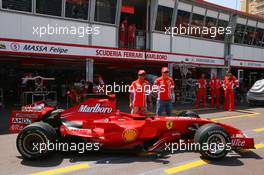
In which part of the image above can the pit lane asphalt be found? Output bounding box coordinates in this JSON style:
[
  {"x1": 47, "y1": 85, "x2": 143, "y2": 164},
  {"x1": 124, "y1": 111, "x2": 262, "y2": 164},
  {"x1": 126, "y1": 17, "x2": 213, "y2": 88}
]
[{"x1": 0, "y1": 107, "x2": 264, "y2": 175}]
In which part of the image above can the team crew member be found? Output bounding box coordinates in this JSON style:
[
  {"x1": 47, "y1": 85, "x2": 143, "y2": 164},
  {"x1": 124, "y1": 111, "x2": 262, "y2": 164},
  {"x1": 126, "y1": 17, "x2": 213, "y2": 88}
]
[
  {"x1": 210, "y1": 73, "x2": 221, "y2": 109},
  {"x1": 119, "y1": 17, "x2": 128, "y2": 48},
  {"x1": 195, "y1": 74, "x2": 207, "y2": 108},
  {"x1": 154, "y1": 67, "x2": 175, "y2": 116},
  {"x1": 223, "y1": 72, "x2": 239, "y2": 111},
  {"x1": 129, "y1": 70, "x2": 152, "y2": 114},
  {"x1": 128, "y1": 24, "x2": 136, "y2": 48},
  {"x1": 94, "y1": 74, "x2": 105, "y2": 94}
]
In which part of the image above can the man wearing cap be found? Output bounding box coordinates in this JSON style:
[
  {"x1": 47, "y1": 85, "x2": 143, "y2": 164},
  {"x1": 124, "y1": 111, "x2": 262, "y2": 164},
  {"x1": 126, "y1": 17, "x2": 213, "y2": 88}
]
[
  {"x1": 223, "y1": 72, "x2": 239, "y2": 111},
  {"x1": 154, "y1": 67, "x2": 175, "y2": 116},
  {"x1": 129, "y1": 70, "x2": 152, "y2": 114}
]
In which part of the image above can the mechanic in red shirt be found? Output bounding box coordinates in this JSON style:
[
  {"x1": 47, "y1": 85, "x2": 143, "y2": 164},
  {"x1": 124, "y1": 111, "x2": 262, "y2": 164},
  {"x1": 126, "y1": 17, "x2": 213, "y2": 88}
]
[
  {"x1": 210, "y1": 73, "x2": 222, "y2": 109},
  {"x1": 223, "y1": 72, "x2": 239, "y2": 111},
  {"x1": 119, "y1": 17, "x2": 128, "y2": 48},
  {"x1": 154, "y1": 67, "x2": 175, "y2": 116},
  {"x1": 129, "y1": 70, "x2": 152, "y2": 114},
  {"x1": 195, "y1": 74, "x2": 207, "y2": 108},
  {"x1": 128, "y1": 24, "x2": 136, "y2": 48}
]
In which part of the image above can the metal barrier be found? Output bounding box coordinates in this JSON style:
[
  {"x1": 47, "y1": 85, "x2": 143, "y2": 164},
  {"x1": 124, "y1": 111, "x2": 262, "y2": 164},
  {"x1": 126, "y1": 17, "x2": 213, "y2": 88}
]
[
  {"x1": 20, "y1": 76, "x2": 57, "y2": 106},
  {"x1": 22, "y1": 91, "x2": 57, "y2": 106},
  {"x1": 181, "y1": 79, "x2": 197, "y2": 104}
]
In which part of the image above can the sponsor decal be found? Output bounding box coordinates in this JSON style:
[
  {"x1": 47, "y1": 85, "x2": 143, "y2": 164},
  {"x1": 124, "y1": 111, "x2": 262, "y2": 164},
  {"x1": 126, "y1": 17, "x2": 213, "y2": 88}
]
[
  {"x1": 122, "y1": 129, "x2": 138, "y2": 142},
  {"x1": 12, "y1": 118, "x2": 32, "y2": 124},
  {"x1": 64, "y1": 128, "x2": 91, "y2": 135},
  {"x1": 166, "y1": 121, "x2": 174, "y2": 130},
  {"x1": 195, "y1": 58, "x2": 215, "y2": 64},
  {"x1": 231, "y1": 139, "x2": 246, "y2": 147},
  {"x1": 247, "y1": 62, "x2": 262, "y2": 67},
  {"x1": 10, "y1": 42, "x2": 20, "y2": 51},
  {"x1": 10, "y1": 124, "x2": 25, "y2": 131},
  {"x1": 0, "y1": 43, "x2": 6, "y2": 49},
  {"x1": 145, "y1": 53, "x2": 168, "y2": 61},
  {"x1": 15, "y1": 113, "x2": 38, "y2": 118},
  {"x1": 78, "y1": 104, "x2": 113, "y2": 113}
]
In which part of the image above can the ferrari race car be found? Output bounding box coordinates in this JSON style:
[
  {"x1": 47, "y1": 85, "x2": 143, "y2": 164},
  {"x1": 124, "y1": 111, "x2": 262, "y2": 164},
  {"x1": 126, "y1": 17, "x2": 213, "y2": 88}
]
[
  {"x1": 247, "y1": 79, "x2": 264, "y2": 105},
  {"x1": 10, "y1": 94, "x2": 255, "y2": 160}
]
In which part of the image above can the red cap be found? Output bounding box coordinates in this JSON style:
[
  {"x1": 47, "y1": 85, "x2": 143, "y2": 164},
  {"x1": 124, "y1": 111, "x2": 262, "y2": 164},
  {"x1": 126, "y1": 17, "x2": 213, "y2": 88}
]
[
  {"x1": 162, "y1": 67, "x2": 169, "y2": 73},
  {"x1": 138, "y1": 70, "x2": 146, "y2": 75}
]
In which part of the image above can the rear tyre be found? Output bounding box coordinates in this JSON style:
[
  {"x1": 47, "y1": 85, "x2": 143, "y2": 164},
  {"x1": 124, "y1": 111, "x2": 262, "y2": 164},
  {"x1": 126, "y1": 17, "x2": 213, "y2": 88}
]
[
  {"x1": 178, "y1": 110, "x2": 200, "y2": 118},
  {"x1": 194, "y1": 124, "x2": 231, "y2": 160},
  {"x1": 16, "y1": 122, "x2": 57, "y2": 160},
  {"x1": 247, "y1": 99, "x2": 256, "y2": 106}
]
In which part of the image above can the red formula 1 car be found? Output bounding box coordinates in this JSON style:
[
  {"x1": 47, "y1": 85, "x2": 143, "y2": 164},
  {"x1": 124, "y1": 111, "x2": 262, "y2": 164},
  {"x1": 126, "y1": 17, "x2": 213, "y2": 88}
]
[{"x1": 10, "y1": 95, "x2": 255, "y2": 160}]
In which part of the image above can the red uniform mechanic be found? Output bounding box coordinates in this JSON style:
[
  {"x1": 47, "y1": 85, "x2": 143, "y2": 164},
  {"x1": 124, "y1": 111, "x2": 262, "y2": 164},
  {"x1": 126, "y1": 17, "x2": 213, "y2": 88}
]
[
  {"x1": 195, "y1": 74, "x2": 207, "y2": 108},
  {"x1": 210, "y1": 73, "x2": 222, "y2": 109},
  {"x1": 129, "y1": 70, "x2": 152, "y2": 114},
  {"x1": 128, "y1": 24, "x2": 136, "y2": 48},
  {"x1": 154, "y1": 67, "x2": 175, "y2": 116},
  {"x1": 119, "y1": 18, "x2": 128, "y2": 48},
  {"x1": 223, "y1": 72, "x2": 239, "y2": 111}
]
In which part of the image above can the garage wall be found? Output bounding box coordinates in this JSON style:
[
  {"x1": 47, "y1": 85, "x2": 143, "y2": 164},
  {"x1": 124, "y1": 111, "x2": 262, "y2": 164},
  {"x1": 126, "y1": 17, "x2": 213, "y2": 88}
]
[
  {"x1": 91, "y1": 24, "x2": 116, "y2": 47},
  {"x1": 0, "y1": 10, "x2": 117, "y2": 47},
  {"x1": 151, "y1": 32, "x2": 225, "y2": 58},
  {"x1": 231, "y1": 44, "x2": 264, "y2": 61},
  {"x1": 158, "y1": 0, "x2": 175, "y2": 8},
  {"x1": 151, "y1": 33, "x2": 171, "y2": 52},
  {"x1": 172, "y1": 36, "x2": 225, "y2": 57}
]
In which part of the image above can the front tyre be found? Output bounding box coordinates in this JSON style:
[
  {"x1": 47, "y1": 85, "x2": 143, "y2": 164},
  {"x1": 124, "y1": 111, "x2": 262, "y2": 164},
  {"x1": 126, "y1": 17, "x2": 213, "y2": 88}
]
[
  {"x1": 194, "y1": 124, "x2": 231, "y2": 160},
  {"x1": 16, "y1": 122, "x2": 57, "y2": 160},
  {"x1": 178, "y1": 110, "x2": 200, "y2": 118}
]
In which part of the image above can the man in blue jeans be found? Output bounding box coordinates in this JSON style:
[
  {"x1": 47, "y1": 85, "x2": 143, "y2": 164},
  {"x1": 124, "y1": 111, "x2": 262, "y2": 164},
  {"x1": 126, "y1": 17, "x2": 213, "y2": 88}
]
[{"x1": 154, "y1": 67, "x2": 175, "y2": 116}]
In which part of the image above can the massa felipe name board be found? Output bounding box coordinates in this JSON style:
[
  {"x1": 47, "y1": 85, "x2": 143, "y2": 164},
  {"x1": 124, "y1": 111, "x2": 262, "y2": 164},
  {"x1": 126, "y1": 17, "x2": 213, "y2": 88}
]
[{"x1": 0, "y1": 39, "x2": 225, "y2": 66}]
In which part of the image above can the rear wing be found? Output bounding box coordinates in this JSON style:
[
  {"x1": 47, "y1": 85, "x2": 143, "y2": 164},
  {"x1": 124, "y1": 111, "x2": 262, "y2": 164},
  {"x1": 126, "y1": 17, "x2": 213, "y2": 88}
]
[{"x1": 9, "y1": 101, "x2": 55, "y2": 133}]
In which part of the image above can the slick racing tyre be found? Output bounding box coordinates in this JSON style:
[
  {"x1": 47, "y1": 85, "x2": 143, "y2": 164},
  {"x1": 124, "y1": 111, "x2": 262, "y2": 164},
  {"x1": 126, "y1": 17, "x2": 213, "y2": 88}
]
[
  {"x1": 194, "y1": 124, "x2": 231, "y2": 160},
  {"x1": 16, "y1": 122, "x2": 57, "y2": 160},
  {"x1": 178, "y1": 110, "x2": 200, "y2": 118},
  {"x1": 247, "y1": 99, "x2": 257, "y2": 107}
]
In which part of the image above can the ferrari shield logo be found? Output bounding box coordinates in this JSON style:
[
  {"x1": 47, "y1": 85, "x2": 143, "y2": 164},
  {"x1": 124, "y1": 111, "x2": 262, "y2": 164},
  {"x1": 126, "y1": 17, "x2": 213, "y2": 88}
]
[{"x1": 166, "y1": 121, "x2": 173, "y2": 130}]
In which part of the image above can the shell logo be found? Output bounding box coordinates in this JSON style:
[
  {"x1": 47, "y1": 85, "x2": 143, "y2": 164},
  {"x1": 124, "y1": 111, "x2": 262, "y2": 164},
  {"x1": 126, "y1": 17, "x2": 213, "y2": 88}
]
[{"x1": 122, "y1": 129, "x2": 138, "y2": 142}]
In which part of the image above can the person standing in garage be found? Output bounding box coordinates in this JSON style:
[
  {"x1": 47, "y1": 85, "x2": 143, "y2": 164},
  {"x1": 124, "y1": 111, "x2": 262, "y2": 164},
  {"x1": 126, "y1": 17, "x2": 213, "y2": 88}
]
[
  {"x1": 119, "y1": 17, "x2": 128, "y2": 48},
  {"x1": 195, "y1": 74, "x2": 207, "y2": 108},
  {"x1": 223, "y1": 72, "x2": 239, "y2": 111},
  {"x1": 210, "y1": 73, "x2": 221, "y2": 109},
  {"x1": 154, "y1": 67, "x2": 175, "y2": 116},
  {"x1": 128, "y1": 24, "x2": 136, "y2": 48},
  {"x1": 129, "y1": 70, "x2": 152, "y2": 114}
]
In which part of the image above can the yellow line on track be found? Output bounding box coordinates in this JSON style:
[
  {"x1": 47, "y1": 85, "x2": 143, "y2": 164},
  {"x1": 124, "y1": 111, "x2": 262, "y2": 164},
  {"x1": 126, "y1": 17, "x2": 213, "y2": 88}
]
[
  {"x1": 212, "y1": 111, "x2": 260, "y2": 121},
  {"x1": 30, "y1": 163, "x2": 90, "y2": 175},
  {"x1": 253, "y1": 128, "x2": 264, "y2": 132},
  {"x1": 255, "y1": 144, "x2": 264, "y2": 149},
  {"x1": 164, "y1": 160, "x2": 209, "y2": 174},
  {"x1": 164, "y1": 142, "x2": 264, "y2": 174}
]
